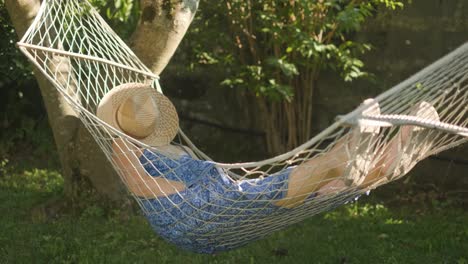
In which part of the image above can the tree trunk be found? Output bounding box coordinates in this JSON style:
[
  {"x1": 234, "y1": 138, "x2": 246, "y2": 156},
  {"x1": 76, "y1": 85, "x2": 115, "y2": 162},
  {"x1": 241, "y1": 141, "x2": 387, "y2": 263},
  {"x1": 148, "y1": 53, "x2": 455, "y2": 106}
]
[
  {"x1": 131, "y1": 0, "x2": 199, "y2": 75},
  {"x1": 5, "y1": 0, "x2": 198, "y2": 209},
  {"x1": 6, "y1": 0, "x2": 126, "y2": 204}
]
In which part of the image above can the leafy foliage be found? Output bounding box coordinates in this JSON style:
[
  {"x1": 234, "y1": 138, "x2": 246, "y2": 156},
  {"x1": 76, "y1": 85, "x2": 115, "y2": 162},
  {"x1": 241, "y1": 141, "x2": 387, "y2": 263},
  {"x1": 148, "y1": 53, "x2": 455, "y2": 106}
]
[
  {"x1": 190, "y1": 0, "x2": 404, "y2": 101},
  {"x1": 0, "y1": 0, "x2": 34, "y2": 85},
  {"x1": 0, "y1": 159, "x2": 63, "y2": 193},
  {"x1": 0, "y1": 1, "x2": 51, "y2": 160},
  {"x1": 89, "y1": 0, "x2": 140, "y2": 39},
  {"x1": 184, "y1": 0, "x2": 405, "y2": 153}
]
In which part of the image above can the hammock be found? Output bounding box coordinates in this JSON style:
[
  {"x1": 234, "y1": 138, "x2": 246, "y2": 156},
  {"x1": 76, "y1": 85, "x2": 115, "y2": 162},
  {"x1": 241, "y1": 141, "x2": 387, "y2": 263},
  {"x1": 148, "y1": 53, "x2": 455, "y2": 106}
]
[{"x1": 17, "y1": 0, "x2": 468, "y2": 254}]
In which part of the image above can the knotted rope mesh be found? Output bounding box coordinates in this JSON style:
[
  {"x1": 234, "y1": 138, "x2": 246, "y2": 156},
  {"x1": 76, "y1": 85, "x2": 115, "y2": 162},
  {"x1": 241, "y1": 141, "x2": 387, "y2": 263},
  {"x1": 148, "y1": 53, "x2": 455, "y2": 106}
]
[{"x1": 18, "y1": 0, "x2": 468, "y2": 253}]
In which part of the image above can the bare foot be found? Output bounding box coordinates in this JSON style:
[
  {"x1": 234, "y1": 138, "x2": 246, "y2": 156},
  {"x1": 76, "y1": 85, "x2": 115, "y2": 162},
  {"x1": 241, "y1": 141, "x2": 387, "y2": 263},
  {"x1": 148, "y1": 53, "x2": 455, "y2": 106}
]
[{"x1": 359, "y1": 101, "x2": 440, "y2": 189}]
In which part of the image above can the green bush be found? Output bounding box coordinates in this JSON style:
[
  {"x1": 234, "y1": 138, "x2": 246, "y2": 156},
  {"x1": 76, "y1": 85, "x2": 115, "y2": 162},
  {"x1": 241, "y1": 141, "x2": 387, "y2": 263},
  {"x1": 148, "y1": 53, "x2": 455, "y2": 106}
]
[{"x1": 179, "y1": 0, "x2": 405, "y2": 154}]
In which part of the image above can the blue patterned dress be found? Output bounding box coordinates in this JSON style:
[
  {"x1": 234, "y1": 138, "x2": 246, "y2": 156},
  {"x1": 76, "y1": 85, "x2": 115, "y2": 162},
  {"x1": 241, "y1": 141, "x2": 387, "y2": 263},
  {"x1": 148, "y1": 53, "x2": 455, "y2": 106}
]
[{"x1": 138, "y1": 149, "x2": 296, "y2": 254}]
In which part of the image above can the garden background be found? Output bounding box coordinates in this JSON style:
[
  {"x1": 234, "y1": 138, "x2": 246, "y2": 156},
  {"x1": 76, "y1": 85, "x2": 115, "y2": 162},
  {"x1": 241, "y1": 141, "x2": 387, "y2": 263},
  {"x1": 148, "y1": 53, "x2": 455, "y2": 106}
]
[{"x1": 0, "y1": 0, "x2": 467, "y2": 263}]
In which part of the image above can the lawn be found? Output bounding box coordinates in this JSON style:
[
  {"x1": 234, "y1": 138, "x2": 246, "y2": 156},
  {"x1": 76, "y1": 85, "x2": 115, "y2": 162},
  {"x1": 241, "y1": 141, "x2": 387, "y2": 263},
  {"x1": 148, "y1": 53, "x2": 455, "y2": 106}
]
[{"x1": 0, "y1": 159, "x2": 467, "y2": 264}]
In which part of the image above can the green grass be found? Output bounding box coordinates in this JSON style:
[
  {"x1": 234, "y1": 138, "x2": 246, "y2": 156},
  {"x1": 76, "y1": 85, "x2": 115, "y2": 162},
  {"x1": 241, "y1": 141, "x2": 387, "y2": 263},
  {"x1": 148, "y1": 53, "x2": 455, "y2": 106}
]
[{"x1": 1, "y1": 160, "x2": 467, "y2": 264}]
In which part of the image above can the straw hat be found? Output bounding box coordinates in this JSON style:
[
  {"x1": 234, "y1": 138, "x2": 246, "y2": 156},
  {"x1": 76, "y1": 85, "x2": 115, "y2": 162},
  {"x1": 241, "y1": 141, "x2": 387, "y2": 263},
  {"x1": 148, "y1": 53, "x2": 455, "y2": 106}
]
[{"x1": 97, "y1": 83, "x2": 179, "y2": 146}]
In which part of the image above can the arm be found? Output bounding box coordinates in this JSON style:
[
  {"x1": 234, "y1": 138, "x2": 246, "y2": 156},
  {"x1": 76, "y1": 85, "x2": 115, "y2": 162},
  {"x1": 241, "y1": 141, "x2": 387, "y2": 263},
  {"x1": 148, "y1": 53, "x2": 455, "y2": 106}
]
[{"x1": 111, "y1": 138, "x2": 186, "y2": 198}]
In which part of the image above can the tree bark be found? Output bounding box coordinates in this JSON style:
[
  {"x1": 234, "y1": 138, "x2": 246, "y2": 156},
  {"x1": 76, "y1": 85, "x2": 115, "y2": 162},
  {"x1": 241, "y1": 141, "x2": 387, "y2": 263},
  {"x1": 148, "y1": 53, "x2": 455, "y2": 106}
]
[
  {"x1": 131, "y1": 0, "x2": 199, "y2": 75},
  {"x1": 5, "y1": 0, "x2": 198, "y2": 207},
  {"x1": 5, "y1": 0, "x2": 126, "y2": 203}
]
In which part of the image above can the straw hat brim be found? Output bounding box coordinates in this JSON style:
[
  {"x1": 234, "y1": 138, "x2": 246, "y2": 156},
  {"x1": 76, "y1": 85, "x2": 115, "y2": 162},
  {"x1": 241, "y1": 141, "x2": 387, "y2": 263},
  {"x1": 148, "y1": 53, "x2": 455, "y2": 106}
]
[{"x1": 97, "y1": 83, "x2": 179, "y2": 146}]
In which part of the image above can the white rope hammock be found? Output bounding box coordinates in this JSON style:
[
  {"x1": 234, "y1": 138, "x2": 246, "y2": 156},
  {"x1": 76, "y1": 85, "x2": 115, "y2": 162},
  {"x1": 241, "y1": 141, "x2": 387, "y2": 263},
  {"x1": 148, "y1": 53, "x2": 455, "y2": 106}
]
[{"x1": 17, "y1": 0, "x2": 468, "y2": 254}]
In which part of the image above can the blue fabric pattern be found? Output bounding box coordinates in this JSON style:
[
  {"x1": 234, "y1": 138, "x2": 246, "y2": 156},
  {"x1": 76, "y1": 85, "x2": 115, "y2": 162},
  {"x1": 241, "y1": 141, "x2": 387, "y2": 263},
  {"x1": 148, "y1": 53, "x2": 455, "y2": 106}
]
[{"x1": 138, "y1": 149, "x2": 304, "y2": 254}]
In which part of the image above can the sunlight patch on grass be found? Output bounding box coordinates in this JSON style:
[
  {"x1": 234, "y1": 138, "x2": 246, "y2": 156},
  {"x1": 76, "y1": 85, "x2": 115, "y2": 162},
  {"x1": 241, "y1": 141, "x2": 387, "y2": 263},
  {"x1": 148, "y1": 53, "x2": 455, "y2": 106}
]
[
  {"x1": 384, "y1": 218, "x2": 404, "y2": 225},
  {"x1": 0, "y1": 158, "x2": 63, "y2": 193}
]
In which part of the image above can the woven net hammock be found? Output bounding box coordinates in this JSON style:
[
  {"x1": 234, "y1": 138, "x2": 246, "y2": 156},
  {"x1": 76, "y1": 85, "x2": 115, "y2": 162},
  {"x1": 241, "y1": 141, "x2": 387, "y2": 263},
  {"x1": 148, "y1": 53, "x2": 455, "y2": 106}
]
[{"x1": 18, "y1": 0, "x2": 468, "y2": 254}]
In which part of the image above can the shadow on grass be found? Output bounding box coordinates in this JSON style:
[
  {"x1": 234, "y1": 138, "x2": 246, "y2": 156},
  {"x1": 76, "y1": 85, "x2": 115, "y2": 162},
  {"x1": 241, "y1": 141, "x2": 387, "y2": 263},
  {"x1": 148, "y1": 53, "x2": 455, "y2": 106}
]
[{"x1": 1, "y1": 162, "x2": 467, "y2": 264}]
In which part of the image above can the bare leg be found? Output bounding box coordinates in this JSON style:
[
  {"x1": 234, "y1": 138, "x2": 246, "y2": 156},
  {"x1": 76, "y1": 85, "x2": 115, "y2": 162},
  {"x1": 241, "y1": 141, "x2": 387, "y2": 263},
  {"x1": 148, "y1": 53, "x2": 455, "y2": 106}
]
[
  {"x1": 360, "y1": 101, "x2": 440, "y2": 189},
  {"x1": 276, "y1": 103, "x2": 439, "y2": 208},
  {"x1": 275, "y1": 135, "x2": 393, "y2": 208},
  {"x1": 275, "y1": 125, "x2": 412, "y2": 208},
  {"x1": 358, "y1": 131, "x2": 403, "y2": 189},
  {"x1": 274, "y1": 137, "x2": 351, "y2": 208}
]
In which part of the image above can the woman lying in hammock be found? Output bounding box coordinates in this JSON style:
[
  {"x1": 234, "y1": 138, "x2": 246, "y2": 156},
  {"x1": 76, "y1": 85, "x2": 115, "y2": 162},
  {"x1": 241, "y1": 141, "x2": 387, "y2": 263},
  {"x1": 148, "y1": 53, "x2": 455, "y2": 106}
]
[{"x1": 97, "y1": 83, "x2": 439, "y2": 253}]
